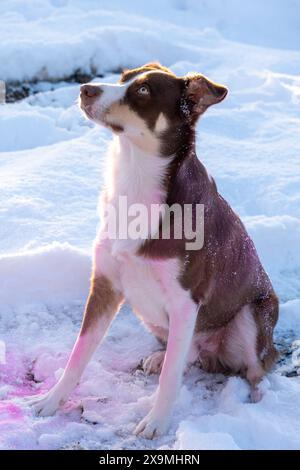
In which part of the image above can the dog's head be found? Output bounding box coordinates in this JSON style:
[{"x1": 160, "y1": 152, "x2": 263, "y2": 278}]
[{"x1": 79, "y1": 63, "x2": 227, "y2": 154}]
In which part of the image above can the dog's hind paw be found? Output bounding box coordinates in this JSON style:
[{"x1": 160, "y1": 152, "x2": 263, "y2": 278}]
[
  {"x1": 250, "y1": 386, "x2": 263, "y2": 403},
  {"x1": 142, "y1": 350, "x2": 165, "y2": 375}
]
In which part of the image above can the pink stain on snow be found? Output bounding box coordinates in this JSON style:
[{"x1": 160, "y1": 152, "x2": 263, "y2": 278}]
[
  {"x1": 11, "y1": 386, "x2": 39, "y2": 398},
  {"x1": 0, "y1": 402, "x2": 24, "y2": 422},
  {"x1": 0, "y1": 348, "x2": 45, "y2": 401}
]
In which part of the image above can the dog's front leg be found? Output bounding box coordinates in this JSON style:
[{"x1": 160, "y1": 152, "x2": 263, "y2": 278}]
[
  {"x1": 27, "y1": 274, "x2": 123, "y2": 416},
  {"x1": 135, "y1": 299, "x2": 198, "y2": 439}
]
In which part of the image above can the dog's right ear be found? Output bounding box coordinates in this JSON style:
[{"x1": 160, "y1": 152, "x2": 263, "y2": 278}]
[{"x1": 183, "y1": 73, "x2": 228, "y2": 119}]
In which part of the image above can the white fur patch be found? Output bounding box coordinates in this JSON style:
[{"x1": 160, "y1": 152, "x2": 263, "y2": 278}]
[
  {"x1": 154, "y1": 113, "x2": 168, "y2": 134},
  {"x1": 100, "y1": 135, "x2": 172, "y2": 254},
  {"x1": 223, "y1": 304, "x2": 259, "y2": 371},
  {"x1": 97, "y1": 81, "x2": 130, "y2": 110}
]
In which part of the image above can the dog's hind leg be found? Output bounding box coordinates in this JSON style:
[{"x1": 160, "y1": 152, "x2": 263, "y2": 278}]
[
  {"x1": 142, "y1": 350, "x2": 165, "y2": 375},
  {"x1": 246, "y1": 294, "x2": 279, "y2": 402},
  {"x1": 217, "y1": 306, "x2": 264, "y2": 401},
  {"x1": 220, "y1": 297, "x2": 278, "y2": 402},
  {"x1": 26, "y1": 274, "x2": 123, "y2": 416}
]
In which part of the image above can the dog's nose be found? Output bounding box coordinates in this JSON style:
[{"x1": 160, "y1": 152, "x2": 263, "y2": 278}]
[{"x1": 80, "y1": 84, "x2": 102, "y2": 98}]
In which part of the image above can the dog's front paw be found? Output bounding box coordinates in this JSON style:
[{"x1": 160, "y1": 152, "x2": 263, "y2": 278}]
[
  {"x1": 134, "y1": 409, "x2": 171, "y2": 439},
  {"x1": 23, "y1": 390, "x2": 64, "y2": 417}
]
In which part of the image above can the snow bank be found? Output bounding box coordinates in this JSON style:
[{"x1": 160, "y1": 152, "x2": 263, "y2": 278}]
[
  {"x1": 278, "y1": 299, "x2": 300, "y2": 332},
  {"x1": 1, "y1": 0, "x2": 300, "y2": 83},
  {"x1": 245, "y1": 215, "x2": 300, "y2": 300},
  {"x1": 0, "y1": 242, "x2": 90, "y2": 306},
  {"x1": 0, "y1": 104, "x2": 77, "y2": 152}
]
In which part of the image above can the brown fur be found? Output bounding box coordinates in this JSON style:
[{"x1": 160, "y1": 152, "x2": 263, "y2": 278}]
[
  {"x1": 80, "y1": 275, "x2": 123, "y2": 335},
  {"x1": 253, "y1": 293, "x2": 279, "y2": 370}
]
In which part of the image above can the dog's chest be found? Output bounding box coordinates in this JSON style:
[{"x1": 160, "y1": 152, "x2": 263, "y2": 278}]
[{"x1": 117, "y1": 254, "x2": 182, "y2": 329}]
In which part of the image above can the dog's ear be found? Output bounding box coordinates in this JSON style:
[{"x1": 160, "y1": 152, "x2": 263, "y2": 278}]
[{"x1": 183, "y1": 73, "x2": 228, "y2": 117}]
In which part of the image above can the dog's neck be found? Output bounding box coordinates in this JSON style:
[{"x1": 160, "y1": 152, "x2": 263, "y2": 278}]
[
  {"x1": 101, "y1": 132, "x2": 212, "y2": 253},
  {"x1": 105, "y1": 135, "x2": 173, "y2": 207},
  {"x1": 104, "y1": 129, "x2": 212, "y2": 213}
]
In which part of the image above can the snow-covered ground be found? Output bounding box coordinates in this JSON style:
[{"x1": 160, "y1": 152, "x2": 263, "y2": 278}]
[{"x1": 1, "y1": 0, "x2": 300, "y2": 450}]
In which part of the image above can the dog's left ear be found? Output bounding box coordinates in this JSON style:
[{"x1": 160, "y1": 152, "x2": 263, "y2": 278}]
[{"x1": 184, "y1": 73, "x2": 228, "y2": 117}]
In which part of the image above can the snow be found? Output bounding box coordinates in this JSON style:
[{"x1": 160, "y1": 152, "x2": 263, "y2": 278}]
[
  {"x1": 0, "y1": 0, "x2": 300, "y2": 451},
  {"x1": 0, "y1": 243, "x2": 90, "y2": 305},
  {"x1": 1, "y1": 0, "x2": 300, "y2": 83},
  {"x1": 174, "y1": 375, "x2": 300, "y2": 450},
  {"x1": 0, "y1": 341, "x2": 6, "y2": 365}
]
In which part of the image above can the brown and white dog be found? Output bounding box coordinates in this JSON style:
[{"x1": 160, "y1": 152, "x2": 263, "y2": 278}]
[{"x1": 27, "y1": 63, "x2": 278, "y2": 439}]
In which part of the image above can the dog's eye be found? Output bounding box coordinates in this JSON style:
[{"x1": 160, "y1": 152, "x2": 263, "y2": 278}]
[{"x1": 137, "y1": 85, "x2": 150, "y2": 96}]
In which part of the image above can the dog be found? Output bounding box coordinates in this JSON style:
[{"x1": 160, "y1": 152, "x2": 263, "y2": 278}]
[{"x1": 27, "y1": 63, "x2": 278, "y2": 439}]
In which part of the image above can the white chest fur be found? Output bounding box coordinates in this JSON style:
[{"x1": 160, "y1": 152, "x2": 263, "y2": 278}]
[
  {"x1": 120, "y1": 254, "x2": 183, "y2": 329},
  {"x1": 99, "y1": 136, "x2": 171, "y2": 254},
  {"x1": 94, "y1": 238, "x2": 186, "y2": 330}
]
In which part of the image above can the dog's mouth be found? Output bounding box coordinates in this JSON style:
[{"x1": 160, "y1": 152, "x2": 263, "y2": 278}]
[
  {"x1": 103, "y1": 120, "x2": 124, "y2": 133},
  {"x1": 80, "y1": 104, "x2": 94, "y2": 120},
  {"x1": 80, "y1": 102, "x2": 124, "y2": 133},
  {"x1": 99, "y1": 114, "x2": 124, "y2": 133}
]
